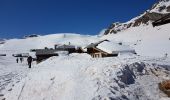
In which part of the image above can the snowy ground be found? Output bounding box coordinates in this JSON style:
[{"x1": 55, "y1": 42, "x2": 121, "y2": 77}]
[
  {"x1": 0, "y1": 32, "x2": 170, "y2": 100},
  {"x1": 1, "y1": 53, "x2": 170, "y2": 100},
  {"x1": 0, "y1": 56, "x2": 31, "y2": 100},
  {"x1": 0, "y1": 34, "x2": 100, "y2": 100}
]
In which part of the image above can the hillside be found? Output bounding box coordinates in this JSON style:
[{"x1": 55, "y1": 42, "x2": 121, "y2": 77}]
[
  {"x1": 101, "y1": 0, "x2": 170, "y2": 57},
  {"x1": 104, "y1": 0, "x2": 170, "y2": 35},
  {"x1": 101, "y1": 23, "x2": 170, "y2": 57},
  {"x1": 0, "y1": 32, "x2": 169, "y2": 100},
  {"x1": 0, "y1": 34, "x2": 100, "y2": 55}
]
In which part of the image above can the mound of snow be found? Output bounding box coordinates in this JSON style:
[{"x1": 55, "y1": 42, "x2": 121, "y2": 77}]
[{"x1": 4, "y1": 55, "x2": 170, "y2": 100}]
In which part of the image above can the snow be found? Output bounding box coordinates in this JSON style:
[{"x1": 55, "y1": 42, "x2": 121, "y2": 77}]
[
  {"x1": 150, "y1": 0, "x2": 170, "y2": 14},
  {"x1": 97, "y1": 41, "x2": 135, "y2": 54},
  {"x1": 101, "y1": 23, "x2": 170, "y2": 57},
  {"x1": 3, "y1": 53, "x2": 170, "y2": 100},
  {"x1": 98, "y1": 29, "x2": 107, "y2": 36},
  {"x1": 0, "y1": 21, "x2": 170, "y2": 100},
  {"x1": 0, "y1": 26, "x2": 170, "y2": 100},
  {"x1": 0, "y1": 33, "x2": 102, "y2": 99},
  {"x1": 0, "y1": 56, "x2": 31, "y2": 100},
  {"x1": 0, "y1": 33, "x2": 101, "y2": 55},
  {"x1": 5, "y1": 54, "x2": 96, "y2": 100}
]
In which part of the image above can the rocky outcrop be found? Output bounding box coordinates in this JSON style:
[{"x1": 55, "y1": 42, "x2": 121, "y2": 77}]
[
  {"x1": 23, "y1": 34, "x2": 39, "y2": 39},
  {"x1": 133, "y1": 12, "x2": 166, "y2": 27},
  {"x1": 159, "y1": 80, "x2": 170, "y2": 97},
  {"x1": 0, "y1": 39, "x2": 5, "y2": 44},
  {"x1": 104, "y1": 22, "x2": 128, "y2": 35}
]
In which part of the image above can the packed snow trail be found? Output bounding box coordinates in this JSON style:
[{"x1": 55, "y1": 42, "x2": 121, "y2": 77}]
[{"x1": 0, "y1": 56, "x2": 31, "y2": 100}]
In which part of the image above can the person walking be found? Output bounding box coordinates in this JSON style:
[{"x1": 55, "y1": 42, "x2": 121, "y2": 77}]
[
  {"x1": 20, "y1": 57, "x2": 23, "y2": 63},
  {"x1": 165, "y1": 53, "x2": 168, "y2": 58},
  {"x1": 16, "y1": 58, "x2": 19, "y2": 63},
  {"x1": 27, "y1": 56, "x2": 33, "y2": 68}
]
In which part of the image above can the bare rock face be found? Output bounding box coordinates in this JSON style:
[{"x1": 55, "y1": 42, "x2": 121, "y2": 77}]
[
  {"x1": 104, "y1": 22, "x2": 127, "y2": 35},
  {"x1": 23, "y1": 34, "x2": 39, "y2": 39},
  {"x1": 133, "y1": 12, "x2": 166, "y2": 27},
  {"x1": 0, "y1": 39, "x2": 6, "y2": 44},
  {"x1": 103, "y1": 0, "x2": 170, "y2": 35}
]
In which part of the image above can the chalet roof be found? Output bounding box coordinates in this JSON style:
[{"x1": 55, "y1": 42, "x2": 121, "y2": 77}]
[
  {"x1": 12, "y1": 53, "x2": 29, "y2": 57},
  {"x1": 97, "y1": 41, "x2": 135, "y2": 54},
  {"x1": 85, "y1": 39, "x2": 109, "y2": 48},
  {"x1": 86, "y1": 40, "x2": 135, "y2": 54}
]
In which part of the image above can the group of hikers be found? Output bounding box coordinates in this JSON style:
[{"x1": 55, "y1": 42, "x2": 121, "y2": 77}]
[
  {"x1": 16, "y1": 57, "x2": 23, "y2": 63},
  {"x1": 16, "y1": 56, "x2": 33, "y2": 68}
]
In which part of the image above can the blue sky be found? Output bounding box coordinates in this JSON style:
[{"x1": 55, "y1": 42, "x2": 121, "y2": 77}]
[{"x1": 0, "y1": 0, "x2": 157, "y2": 39}]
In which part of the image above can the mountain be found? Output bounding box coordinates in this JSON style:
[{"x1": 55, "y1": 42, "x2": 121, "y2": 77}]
[
  {"x1": 104, "y1": 0, "x2": 170, "y2": 35},
  {"x1": 0, "y1": 39, "x2": 6, "y2": 44},
  {"x1": 0, "y1": 33, "x2": 101, "y2": 56},
  {"x1": 101, "y1": 0, "x2": 170, "y2": 57}
]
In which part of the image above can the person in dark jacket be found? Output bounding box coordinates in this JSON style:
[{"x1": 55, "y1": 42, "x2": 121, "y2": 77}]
[
  {"x1": 16, "y1": 58, "x2": 19, "y2": 63},
  {"x1": 20, "y1": 57, "x2": 23, "y2": 63},
  {"x1": 27, "y1": 56, "x2": 33, "y2": 68}
]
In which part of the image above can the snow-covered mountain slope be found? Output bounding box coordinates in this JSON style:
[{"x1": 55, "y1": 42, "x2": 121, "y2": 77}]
[
  {"x1": 100, "y1": 0, "x2": 170, "y2": 57},
  {"x1": 4, "y1": 54, "x2": 170, "y2": 100},
  {"x1": 0, "y1": 33, "x2": 100, "y2": 55},
  {"x1": 101, "y1": 23, "x2": 170, "y2": 57},
  {"x1": 151, "y1": 0, "x2": 170, "y2": 14},
  {"x1": 0, "y1": 32, "x2": 170, "y2": 100},
  {"x1": 0, "y1": 33, "x2": 102, "y2": 99},
  {"x1": 104, "y1": 0, "x2": 170, "y2": 35}
]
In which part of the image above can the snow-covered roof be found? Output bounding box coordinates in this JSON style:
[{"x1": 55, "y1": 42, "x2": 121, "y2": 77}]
[
  {"x1": 97, "y1": 41, "x2": 135, "y2": 54},
  {"x1": 85, "y1": 39, "x2": 109, "y2": 48}
]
